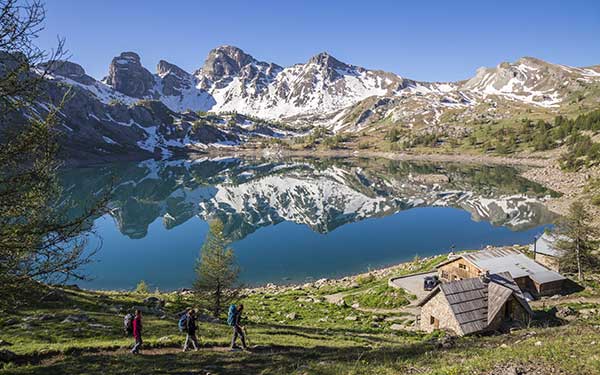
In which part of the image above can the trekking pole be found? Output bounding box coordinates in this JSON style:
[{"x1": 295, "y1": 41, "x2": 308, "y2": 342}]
[{"x1": 242, "y1": 326, "x2": 250, "y2": 347}]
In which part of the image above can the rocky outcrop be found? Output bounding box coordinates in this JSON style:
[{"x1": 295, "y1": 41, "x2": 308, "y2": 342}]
[
  {"x1": 42, "y1": 60, "x2": 95, "y2": 85},
  {"x1": 104, "y1": 52, "x2": 156, "y2": 98},
  {"x1": 156, "y1": 60, "x2": 192, "y2": 96}
]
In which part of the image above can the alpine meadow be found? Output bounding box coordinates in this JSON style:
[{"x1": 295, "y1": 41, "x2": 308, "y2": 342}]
[{"x1": 2, "y1": 1, "x2": 600, "y2": 374}]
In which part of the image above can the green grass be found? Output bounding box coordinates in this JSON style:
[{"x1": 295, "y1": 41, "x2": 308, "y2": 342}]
[
  {"x1": 343, "y1": 284, "x2": 414, "y2": 309},
  {"x1": 2, "y1": 255, "x2": 600, "y2": 374}
]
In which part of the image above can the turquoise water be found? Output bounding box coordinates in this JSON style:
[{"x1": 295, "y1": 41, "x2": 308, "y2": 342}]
[{"x1": 60, "y1": 157, "x2": 556, "y2": 290}]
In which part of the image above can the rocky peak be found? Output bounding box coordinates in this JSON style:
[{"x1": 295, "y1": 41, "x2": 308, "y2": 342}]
[
  {"x1": 308, "y1": 52, "x2": 347, "y2": 70},
  {"x1": 302, "y1": 51, "x2": 361, "y2": 83},
  {"x1": 105, "y1": 51, "x2": 155, "y2": 98},
  {"x1": 156, "y1": 60, "x2": 192, "y2": 96},
  {"x1": 200, "y1": 45, "x2": 257, "y2": 80},
  {"x1": 41, "y1": 60, "x2": 95, "y2": 85},
  {"x1": 156, "y1": 60, "x2": 189, "y2": 79}
]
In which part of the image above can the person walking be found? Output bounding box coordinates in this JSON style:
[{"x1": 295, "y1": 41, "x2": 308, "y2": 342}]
[
  {"x1": 229, "y1": 304, "x2": 248, "y2": 350},
  {"x1": 131, "y1": 309, "x2": 143, "y2": 354},
  {"x1": 183, "y1": 309, "x2": 200, "y2": 352}
]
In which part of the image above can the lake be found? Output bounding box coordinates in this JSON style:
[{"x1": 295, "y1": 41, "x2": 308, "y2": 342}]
[{"x1": 58, "y1": 156, "x2": 558, "y2": 290}]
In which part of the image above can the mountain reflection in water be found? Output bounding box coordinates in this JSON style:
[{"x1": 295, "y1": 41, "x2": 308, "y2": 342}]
[{"x1": 58, "y1": 157, "x2": 558, "y2": 289}]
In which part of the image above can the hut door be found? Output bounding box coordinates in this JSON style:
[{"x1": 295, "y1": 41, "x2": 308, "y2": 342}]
[{"x1": 504, "y1": 300, "x2": 513, "y2": 320}]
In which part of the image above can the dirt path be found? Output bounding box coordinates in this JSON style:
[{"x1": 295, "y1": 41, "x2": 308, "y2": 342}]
[{"x1": 22, "y1": 344, "x2": 293, "y2": 368}]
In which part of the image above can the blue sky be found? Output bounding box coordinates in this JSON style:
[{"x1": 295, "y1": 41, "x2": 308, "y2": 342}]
[{"x1": 38, "y1": 0, "x2": 600, "y2": 82}]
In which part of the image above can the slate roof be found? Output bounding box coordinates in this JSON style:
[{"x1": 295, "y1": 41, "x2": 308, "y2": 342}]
[
  {"x1": 418, "y1": 272, "x2": 533, "y2": 335},
  {"x1": 436, "y1": 248, "x2": 565, "y2": 285}
]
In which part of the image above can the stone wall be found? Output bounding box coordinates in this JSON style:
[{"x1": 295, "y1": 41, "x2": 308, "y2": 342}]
[
  {"x1": 420, "y1": 291, "x2": 463, "y2": 335},
  {"x1": 535, "y1": 253, "x2": 561, "y2": 272}
]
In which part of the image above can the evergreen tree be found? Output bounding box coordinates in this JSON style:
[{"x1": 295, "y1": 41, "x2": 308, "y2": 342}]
[
  {"x1": 553, "y1": 201, "x2": 599, "y2": 281},
  {"x1": 0, "y1": 0, "x2": 107, "y2": 305},
  {"x1": 193, "y1": 220, "x2": 240, "y2": 318}
]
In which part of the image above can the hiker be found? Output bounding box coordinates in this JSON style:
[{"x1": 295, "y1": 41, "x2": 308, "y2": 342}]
[
  {"x1": 182, "y1": 309, "x2": 200, "y2": 352},
  {"x1": 123, "y1": 312, "x2": 134, "y2": 336},
  {"x1": 228, "y1": 304, "x2": 247, "y2": 350},
  {"x1": 131, "y1": 309, "x2": 143, "y2": 354}
]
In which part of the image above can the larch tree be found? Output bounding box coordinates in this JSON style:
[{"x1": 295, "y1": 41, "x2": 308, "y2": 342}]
[
  {"x1": 193, "y1": 220, "x2": 240, "y2": 318},
  {"x1": 0, "y1": 0, "x2": 107, "y2": 306},
  {"x1": 553, "y1": 201, "x2": 598, "y2": 281}
]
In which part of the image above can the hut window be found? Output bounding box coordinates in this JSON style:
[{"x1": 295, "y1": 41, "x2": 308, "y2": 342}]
[{"x1": 459, "y1": 264, "x2": 467, "y2": 270}]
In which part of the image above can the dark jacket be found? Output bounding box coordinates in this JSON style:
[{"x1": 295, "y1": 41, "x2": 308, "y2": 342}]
[
  {"x1": 186, "y1": 315, "x2": 197, "y2": 334},
  {"x1": 233, "y1": 310, "x2": 242, "y2": 327},
  {"x1": 133, "y1": 315, "x2": 142, "y2": 339}
]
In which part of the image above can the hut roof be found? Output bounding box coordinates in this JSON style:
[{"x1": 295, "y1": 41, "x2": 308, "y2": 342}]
[
  {"x1": 418, "y1": 272, "x2": 532, "y2": 335},
  {"x1": 436, "y1": 248, "x2": 565, "y2": 285}
]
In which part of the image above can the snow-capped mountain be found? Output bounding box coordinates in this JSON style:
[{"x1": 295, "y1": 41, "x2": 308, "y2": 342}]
[
  {"x1": 193, "y1": 46, "x2": 414, "y2": 119},
  {"x1": 3, "y1": 46, "x2": 600, "y2": 161},
  {"x1": 460, "y1": 57, "x2": 600, "y2": 107},
  {"x1": 67, "y1": 46, "x2": 600, "y2": 129}
]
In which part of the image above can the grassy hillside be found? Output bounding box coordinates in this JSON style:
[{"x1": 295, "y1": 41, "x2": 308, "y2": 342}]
[{"x1": 1, "y1": 255, "x2": 600, "y2": 374}]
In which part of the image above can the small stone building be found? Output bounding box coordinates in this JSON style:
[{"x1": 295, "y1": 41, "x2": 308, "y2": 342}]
[
  {"x1": 531, "y1": 233, "x2": 566, "y2": 273},
  {"x1": 418, "y1": 272, "x2": 533, "y2": 336},
  {"x1": 436, "y1": 248, "x2": 565, "y2": 298}
]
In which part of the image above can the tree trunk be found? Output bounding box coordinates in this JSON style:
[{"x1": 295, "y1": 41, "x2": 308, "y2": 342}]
[
  {"x1": 576, "y1": 239, "x2": 583, "y2": 281},
  {"x1": 214, "y1": 283, "x2": 221, "y2": 319}
]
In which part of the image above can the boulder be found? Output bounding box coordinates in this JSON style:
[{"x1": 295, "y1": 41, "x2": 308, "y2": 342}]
[
  {"x1": 555, "y1": 305, "x2": 578, "y2": 320},
  {"x1": 0, "y1": 349, "x2": 16, "y2": 363},
  {"x1": 88, "y1": 323, "x2": 111, "y2": 330},
  {"x1": 344, "y1": 315, "x2": 358, "y2": 321},
  {"x1": 285, "y1": 312, "x2": 297, "y2": 320},
  {"x1": 143, "y1": 296, "x2": 165, "y2": 307},
  {"x1": 61, "y1": 314, "x2": 90, "y2": 324},
  {"x1": 1, "y1": 318, "x2": 18, "y2": 326}
]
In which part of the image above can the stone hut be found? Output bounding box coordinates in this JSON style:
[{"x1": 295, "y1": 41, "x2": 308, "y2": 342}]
[
  {"x1": 417, "y1": 272, "x2": 533, "y2": 336},
  {"x1": 436, "y1": 248, "x2": 565, "y2": 298}
]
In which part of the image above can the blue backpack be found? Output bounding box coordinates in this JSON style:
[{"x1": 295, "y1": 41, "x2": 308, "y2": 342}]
[
  {"x1": 178, "y1": 314, "x2": 188, "y2": 332},
  {"x1": 227, "y1": 304, "x2": 236, "y2": 326}
]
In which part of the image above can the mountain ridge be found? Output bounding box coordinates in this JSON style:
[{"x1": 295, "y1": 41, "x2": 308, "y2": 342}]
[{"x1": 3, "y1": 45, "x2": 600, "y2": 161}]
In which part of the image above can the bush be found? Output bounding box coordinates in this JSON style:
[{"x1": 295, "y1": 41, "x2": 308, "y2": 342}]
[
  {"x1": 356, "y1": 273, "x2": 375, "y2": 285},
  {"x1": 135, "y1": 280, "x2": 149, "y2": 294}
]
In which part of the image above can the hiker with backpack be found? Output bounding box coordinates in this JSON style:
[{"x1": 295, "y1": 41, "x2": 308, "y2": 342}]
[
  {"x1": 124, "y1": 312, "x2": 134, "y2": 336},
  {"x1": 228, "y1": 304, "x2": 248, "y2": 351},
  {"x1": 180, "y1": 308, "x2": 200, "y2": 352},
  {"x1": 131, "y1": 309, "x2": 143, "y2": 354}
]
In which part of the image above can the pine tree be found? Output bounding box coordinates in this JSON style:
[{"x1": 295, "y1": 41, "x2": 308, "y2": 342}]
[
  {"x1": 193, "y1": 220, "x2": 240, "y2": 318},
  {"x1": 553, "y1": 202, "x2": 599, "y2": 281}
]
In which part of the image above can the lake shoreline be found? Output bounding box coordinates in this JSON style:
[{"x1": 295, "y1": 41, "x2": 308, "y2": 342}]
[{"x1": 193, "y1": 147, "x2": 551, "y2": 167}]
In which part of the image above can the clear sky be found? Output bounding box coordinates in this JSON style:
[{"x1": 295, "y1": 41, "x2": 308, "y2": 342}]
[{"x1": 37, "y1": 0, "x2": 600, "y2": 82}]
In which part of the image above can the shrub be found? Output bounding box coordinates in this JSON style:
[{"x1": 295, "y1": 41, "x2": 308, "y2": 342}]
[{"x1": 135, "y1": 280, "x2": 149, "y2": 294}]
